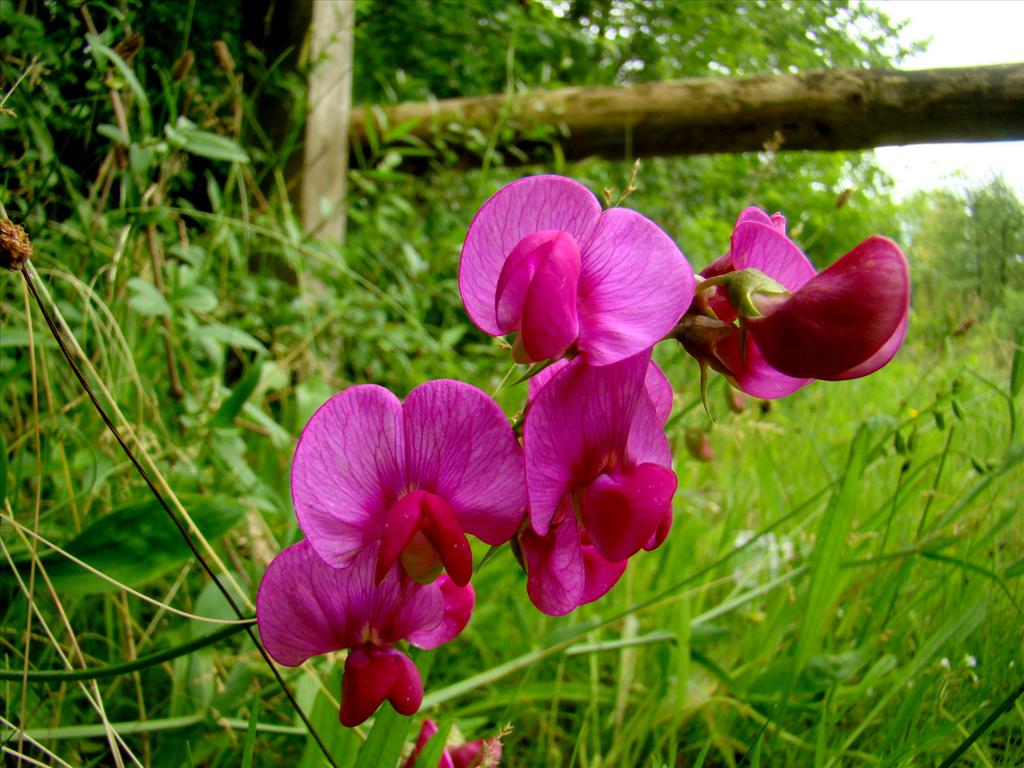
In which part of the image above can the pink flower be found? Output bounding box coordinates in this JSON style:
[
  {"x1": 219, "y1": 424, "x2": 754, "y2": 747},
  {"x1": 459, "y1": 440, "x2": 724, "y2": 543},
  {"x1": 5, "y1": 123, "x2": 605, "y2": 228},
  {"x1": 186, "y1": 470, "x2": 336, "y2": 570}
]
[
  {"x1": 256, "y1": 541, "x2": 474, "y2": 727},
  {"x1": 292, "y1": 380, "x2": 526, "y2": 586},
  {"x1": 403, "y1": 719, "x2": 503, "y2": 768},
  {"x1": 519, "y1": 352, "x2": 677, "y2": 615},
  {"x1": 460, "y1": 175, "x2": 695, "y2": 366},
  {"x1": 682, "y1": 208, "x2": 909, "y2": 398}
]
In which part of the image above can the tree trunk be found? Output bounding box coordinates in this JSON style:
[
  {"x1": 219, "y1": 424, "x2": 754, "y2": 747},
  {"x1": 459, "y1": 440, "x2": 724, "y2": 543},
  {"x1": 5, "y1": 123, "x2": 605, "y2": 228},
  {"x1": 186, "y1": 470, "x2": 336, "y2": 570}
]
[{"x1": 349, "y1": 64, "x2": 1024, "y2": 169}]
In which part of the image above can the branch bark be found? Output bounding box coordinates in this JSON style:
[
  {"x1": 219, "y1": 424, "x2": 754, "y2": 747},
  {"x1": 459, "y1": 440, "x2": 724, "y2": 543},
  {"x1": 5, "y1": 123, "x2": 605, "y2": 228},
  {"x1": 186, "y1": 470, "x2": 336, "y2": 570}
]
[{"x1": 350, "y1": 64, "x2": 1024, "y2": 167}]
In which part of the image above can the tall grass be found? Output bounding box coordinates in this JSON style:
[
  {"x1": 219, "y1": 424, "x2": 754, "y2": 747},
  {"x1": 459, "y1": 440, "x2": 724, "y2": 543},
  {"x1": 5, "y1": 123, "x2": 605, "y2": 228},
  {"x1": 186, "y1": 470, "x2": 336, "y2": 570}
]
[{"x1": 1, "y1": 12, "x2": 1021, "y2": 765}]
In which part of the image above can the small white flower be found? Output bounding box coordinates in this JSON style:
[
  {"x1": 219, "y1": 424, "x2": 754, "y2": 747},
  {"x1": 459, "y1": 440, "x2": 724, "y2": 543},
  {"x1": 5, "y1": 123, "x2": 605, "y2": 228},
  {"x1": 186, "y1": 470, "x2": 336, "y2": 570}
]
[
  {"x1": 939, "y1": 657, "x2": 951, "y2": 669},
  {"x1": 964, "y1": 654, "x2": 978, "y2": 668}
]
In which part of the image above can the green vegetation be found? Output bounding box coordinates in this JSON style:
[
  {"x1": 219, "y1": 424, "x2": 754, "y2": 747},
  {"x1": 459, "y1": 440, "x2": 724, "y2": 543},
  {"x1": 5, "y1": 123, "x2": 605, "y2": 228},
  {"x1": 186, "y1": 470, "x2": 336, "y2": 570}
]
[{"x1": 1, "y1": 1, "x2": 1020, "y2": 766}]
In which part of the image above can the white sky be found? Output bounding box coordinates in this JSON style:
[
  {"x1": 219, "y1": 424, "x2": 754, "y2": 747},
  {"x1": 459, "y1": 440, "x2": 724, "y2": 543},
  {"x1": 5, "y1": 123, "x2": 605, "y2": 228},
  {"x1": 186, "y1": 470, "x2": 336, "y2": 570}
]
[{"x1": 868, "y1": 0, "x2": 1024, "y2": 197}]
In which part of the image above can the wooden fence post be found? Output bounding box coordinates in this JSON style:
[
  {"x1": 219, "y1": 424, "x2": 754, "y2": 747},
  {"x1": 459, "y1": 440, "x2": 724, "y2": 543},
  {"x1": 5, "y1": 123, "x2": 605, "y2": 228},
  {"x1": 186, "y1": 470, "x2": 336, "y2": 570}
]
[{"x1": 302, "y1": 0, "x2": 355, "y2": 243}]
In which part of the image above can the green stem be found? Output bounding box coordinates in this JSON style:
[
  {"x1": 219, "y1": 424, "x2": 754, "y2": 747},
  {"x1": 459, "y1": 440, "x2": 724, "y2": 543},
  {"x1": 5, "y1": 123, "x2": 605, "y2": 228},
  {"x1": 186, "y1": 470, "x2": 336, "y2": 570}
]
[{"x1": 0, "y1": 621, "x2": 252, "y2": 683}]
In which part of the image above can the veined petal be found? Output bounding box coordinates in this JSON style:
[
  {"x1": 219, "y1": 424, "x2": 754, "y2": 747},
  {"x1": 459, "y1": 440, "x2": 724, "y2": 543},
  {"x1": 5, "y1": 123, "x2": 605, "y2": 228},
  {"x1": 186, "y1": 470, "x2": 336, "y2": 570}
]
[
  {"x1": 577, "y1": 207, "x2": 694, "y2": 366},
  {"x1": 746, "y1": 236, "x2": 909, "y2": 379},
  {"x1": 406, "y1": 575, "x2": 475, "y2": 650},
  {"x1": 460, "y1": 175, "x2": 602, "y2": 335},
  {"x1": 340, "y1": 646, "x2": 423, "y2": 727},
  {"x1": 527, "y1": 357, "x2": 672, "y2": 427},
  {"x1": 403, "y1": 380, "x2": 526, "y2": 546},
  {"x1": 645, "y1": 359, "x2": 674, "y2": 426},
  {"x1": 730, "y1": 221, "x2": 816, "y2": 292},
  {"x1": 524, "y1": 354, "x2": 648, "y2": 535},
  {"x1": 519, "y1": 509, "x2": 585, "y2": 616},
  {"x1": 256, "y1": 541, "x2": 452, "y2": 667},
  {"x1": 293, "y1": 385, "x2": 404, "y2": 568},
  {"x1": 256, "y1": 540, "x2": 353, "y2": 666}
]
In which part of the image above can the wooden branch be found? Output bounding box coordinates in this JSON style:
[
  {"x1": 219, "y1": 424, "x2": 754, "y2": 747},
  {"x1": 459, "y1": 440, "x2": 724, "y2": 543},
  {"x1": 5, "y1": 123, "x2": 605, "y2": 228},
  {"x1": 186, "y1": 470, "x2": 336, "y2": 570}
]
[{"x1": 349, "y1": 64, "x2": 1024, "y2": 167}]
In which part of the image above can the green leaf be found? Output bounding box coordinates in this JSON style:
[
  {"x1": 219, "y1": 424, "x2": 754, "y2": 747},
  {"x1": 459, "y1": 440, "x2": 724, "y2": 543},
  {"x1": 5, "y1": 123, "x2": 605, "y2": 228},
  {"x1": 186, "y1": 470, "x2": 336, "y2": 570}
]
[
  {"x1": 171, "y1": 284, "x2": 219, "y2": 313},
  {"x1": 166, "y1": 117, "x2": 250, "y2": 163},
  {"x1": 1011, "y1": 329, "x2": 1024, "y2": 398},
  {"x1": 197, "y1": 323, "x2": 266, "y2": 352},
  {"x1": 242, "y1": 692, "x2": 258, "y2": 768},
  {"x1": 210, "y1": 361, "x2": 263, "y2": 428},
  {"x1": 1006, "y1": 557, "x2": 1024, "y2": 579},
  {"x1": 127, "y1": 277, "x2": 171, "y2": 317},
  {"x1": 85, "y1": 33, "x2": 152, "y2": 137},
  {"x1": 412, "y1": 720, "x2": 451, "y2": 768},
  {"x1": 97, "y1": 123, "x2": 128, "y2": 145},
  {"x1": 790, "y1": 423, "x2": 873, "y2": 685},
  {"x1": 6, "y1": 495, "x2": 246, "y2": 595}
]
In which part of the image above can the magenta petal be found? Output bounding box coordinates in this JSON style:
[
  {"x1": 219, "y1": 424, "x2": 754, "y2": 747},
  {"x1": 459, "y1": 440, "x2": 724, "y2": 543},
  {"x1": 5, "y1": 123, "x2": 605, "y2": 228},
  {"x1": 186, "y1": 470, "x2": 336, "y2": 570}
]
[
  {"x1": 407, "y1": 575, "x2": 474, "y2": 649},
  {"x1": 495, "y1": 231, "x2": 561, "y2": 332},
  {"x1": 735, "y1": 207, "x2": 787, "y2": 234},
  {"x1": 577, "y1": 207, "x2": 694, "y2": 366},
  {"x1": 746, "y1": 236, "x2": 910, "y2": 379},
  {"x1": 714, "y1": 328, "x2": 811, "y2": 399},
  {"x1": 256, "y1": 542, "x2": 449, "y2": 666},
  {"x1": 581, "y1": 463, "x2": 677, "y2": 562},
  {"x1": 579, "y1": 543, "x2": 628, "y2": 605},
  {"x1": 520, "y1": 510, "x2": 586, "y2": 616},
  {"x1": 645, "y1": 360, "x2": 674, "y2": 425},
  {"x1": 519, "y1": 233, "x2": 582, "y2": 361},
  {"x1": 830, "y1": 308, "x2": 909, "y2": 380},
  {"x1": 256, "y1": 541, "x2": 352, "y2": 666},
  {"x1": 461, "y1": 175, "x2": 602, "y2": 335},
  {"x1": 730, "y1": 221, "x2": 816, "y2": 292},
  {"x1": 293, "y1": 385, "x2": 404, "y2": 568},
  {"x1": 403, "y1": 380, "x2": 526, "y2": 546},
  {"x1": 495, "y1": 230, "x2": 582, "y2": 361},
  {"x1": 524, "y1": 354, "x2": 648, "y2": 535},
  {"x1": 340, "y1": 646, "x2": 423, "y2": 727},
  {"x1": 626, "y1": 382, "x2": 673, "y2": 465},
  {"x1": 528, "y1": 357, "x2": 671, "y2": 426}
]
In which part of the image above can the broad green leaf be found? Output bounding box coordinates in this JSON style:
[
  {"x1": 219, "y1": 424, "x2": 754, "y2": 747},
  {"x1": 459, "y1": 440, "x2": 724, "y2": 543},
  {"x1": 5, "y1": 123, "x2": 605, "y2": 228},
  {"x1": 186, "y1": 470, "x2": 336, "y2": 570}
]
[
  {"x1": 166, "y1": 117, "x2": 250, "y2": 163},
  {"x1": 6, "y1": 495, "x2": 246, "y2": 595},
  {"x1": 96, "y1": 123, "x2": 128, "y2": 145},
  {"x1": 171, "y1": 284, "x2": 219, "y2": 313},
  {"x1": 127, "y1": 277, "x2": 171, "y2": 317},
  {"x1": 197, "y1": 323, "x2": 266, "y2": 352}
]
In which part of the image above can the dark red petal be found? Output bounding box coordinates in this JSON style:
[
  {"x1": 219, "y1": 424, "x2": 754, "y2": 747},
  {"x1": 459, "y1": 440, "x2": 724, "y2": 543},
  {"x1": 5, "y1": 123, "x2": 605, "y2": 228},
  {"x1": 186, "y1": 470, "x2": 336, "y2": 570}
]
[
  {"x1": 376, "y1": 491, "x2": 424, "y2": 583},
  {"x1": 339, "y1": 647, "x2": 423, "y2": 727},
  {"x1": 421, "y1": 493, "x2": 474, "y2": 587},
  {"x1": 745, "y1": 236, "x2": 909, "y2": 379},
  {"x1": 580, "y1": 462, "x2": 677, "y2": 562}
]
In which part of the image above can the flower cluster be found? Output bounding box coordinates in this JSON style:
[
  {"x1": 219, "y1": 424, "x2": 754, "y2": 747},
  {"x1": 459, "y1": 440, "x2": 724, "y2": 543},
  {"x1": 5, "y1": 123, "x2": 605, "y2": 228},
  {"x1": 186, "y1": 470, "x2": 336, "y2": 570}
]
[{"x1": 256, "y1": 175, "x2": 909, "y2": 740}]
